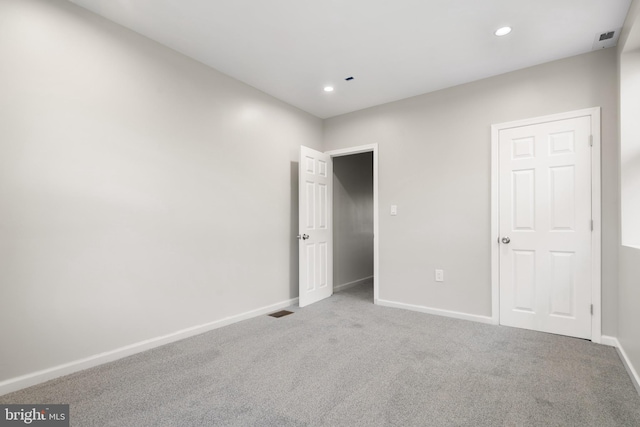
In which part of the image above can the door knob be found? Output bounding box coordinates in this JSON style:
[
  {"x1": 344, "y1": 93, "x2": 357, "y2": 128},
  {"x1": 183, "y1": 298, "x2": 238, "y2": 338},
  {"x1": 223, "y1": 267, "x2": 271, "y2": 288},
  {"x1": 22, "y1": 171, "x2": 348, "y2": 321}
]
[
  {"x1": 297, "y1": 234, "x2": 310, "y2": 240},
  {"x1": 501, "y1": 237, "x2": 511, "y2": 244}
]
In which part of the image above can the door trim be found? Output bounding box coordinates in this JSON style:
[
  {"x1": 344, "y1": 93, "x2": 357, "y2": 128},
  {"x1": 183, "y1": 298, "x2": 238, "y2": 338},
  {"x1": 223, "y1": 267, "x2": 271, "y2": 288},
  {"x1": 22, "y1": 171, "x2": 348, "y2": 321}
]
[
  {"x1": 325, "y1": 144, "x2": 379, "y2": 303},
  {"x1": 490, "y1": 108, "x2": 602, "y2": 343}
]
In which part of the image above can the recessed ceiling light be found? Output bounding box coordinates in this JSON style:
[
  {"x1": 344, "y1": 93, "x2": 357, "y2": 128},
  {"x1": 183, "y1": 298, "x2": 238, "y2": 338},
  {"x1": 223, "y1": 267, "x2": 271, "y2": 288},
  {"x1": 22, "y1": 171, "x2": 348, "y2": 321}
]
[
  {"x1": 495, "y1": 26, "x2": 512, "y2": 36},
  {"x1": 324, "y1": 86, "x2": 334, "y2": 92}
]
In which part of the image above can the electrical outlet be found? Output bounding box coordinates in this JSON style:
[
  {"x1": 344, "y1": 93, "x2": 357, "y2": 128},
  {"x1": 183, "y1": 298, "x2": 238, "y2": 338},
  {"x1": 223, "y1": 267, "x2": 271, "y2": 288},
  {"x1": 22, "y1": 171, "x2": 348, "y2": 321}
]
[
  {"x1": 435, "y1": 269, "x2": 444, "y2": 282},
  {"x1": 390, "y1": 205, "x2": 397, "y2": 216}
]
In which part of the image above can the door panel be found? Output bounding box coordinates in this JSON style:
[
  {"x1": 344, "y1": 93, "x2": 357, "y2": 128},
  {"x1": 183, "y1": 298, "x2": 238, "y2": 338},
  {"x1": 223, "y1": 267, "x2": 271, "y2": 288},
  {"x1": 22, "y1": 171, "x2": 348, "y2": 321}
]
[
  {"x1": 549, "y1": 166, "x2": 575, "y2": 230},
  {"x1": 512, "y1": 169, "x2": 535, "y2": 230},
  {"x1": 299, "y1": 146, "x2": 333, "y2": 307},
  {"x1": 499, "y1": 116, "x2": 592, "y2": 339},
  {"x1": 549, "y1": 251, "x2": 574, "y2": 317},
  {"x1": 512, "y1": 250, "x2": 536, "y2": 313}
]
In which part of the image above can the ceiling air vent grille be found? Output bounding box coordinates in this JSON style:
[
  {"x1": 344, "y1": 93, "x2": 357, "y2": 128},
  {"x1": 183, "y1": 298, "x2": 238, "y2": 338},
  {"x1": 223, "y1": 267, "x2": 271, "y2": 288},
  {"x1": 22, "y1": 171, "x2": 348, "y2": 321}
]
[
  {"x1": 599, "y1": 31, "x2": 615, "y2": 41},
  {"x1": 592, "y1": 28, "x2": 621, "y2": 50}
]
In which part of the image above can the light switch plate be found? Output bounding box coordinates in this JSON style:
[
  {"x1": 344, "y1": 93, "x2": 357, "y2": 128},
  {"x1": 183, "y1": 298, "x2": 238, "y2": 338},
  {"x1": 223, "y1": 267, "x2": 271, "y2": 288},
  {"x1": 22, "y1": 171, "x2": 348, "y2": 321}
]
[
  {"x1": 391, "y1": 205, "x2": 397, "y2": 216},
  {"x1": 435, "y1": 269, "x2": 444, "y2": 282}
]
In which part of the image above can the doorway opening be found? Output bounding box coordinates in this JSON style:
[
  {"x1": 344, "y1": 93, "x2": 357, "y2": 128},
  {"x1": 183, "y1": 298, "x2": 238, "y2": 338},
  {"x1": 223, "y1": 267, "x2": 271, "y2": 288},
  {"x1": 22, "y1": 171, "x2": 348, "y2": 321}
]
[
  {"x1": 327, "y1": 144, "x2": 379, "y2": 303},
  {"x1": 332, "y1": 152, "x2": 374, "y2": 299}
]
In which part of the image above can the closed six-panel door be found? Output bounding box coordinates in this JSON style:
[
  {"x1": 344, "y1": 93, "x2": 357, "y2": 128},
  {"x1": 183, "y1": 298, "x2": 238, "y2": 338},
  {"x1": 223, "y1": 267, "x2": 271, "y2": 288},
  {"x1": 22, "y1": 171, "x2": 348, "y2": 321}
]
[{"x1": 499, "y1": 116, "x2": 592, "y2": 339}]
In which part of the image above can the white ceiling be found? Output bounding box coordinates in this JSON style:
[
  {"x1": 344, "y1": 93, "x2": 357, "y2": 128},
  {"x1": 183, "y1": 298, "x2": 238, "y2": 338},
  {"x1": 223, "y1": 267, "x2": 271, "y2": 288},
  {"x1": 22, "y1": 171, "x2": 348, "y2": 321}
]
[{"x1": 69, "y1": 0, "x2": 632, "y2": 119}]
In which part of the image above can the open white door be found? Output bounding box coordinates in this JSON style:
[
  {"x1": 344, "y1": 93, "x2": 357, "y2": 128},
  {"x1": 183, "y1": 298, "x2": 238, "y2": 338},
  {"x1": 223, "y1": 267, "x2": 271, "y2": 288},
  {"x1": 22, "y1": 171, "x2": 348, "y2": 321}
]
[{"x1": 299, "y1": 146, "x2": 333, "y2": 307}]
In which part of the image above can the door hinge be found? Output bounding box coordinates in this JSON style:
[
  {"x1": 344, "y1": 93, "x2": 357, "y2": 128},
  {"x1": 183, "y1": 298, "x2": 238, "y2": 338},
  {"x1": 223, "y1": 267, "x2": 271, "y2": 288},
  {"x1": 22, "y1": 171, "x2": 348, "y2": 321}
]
[
  {"x1": 589, "y1": 135, "x2": 593, "y2": 147},
  {"x1": 590, "y1": 304, "x2": 593, "y2": 315}
]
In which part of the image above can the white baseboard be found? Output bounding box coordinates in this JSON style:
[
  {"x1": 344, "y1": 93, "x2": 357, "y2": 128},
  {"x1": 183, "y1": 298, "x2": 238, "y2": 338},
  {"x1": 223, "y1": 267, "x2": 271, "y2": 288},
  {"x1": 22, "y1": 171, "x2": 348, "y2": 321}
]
[
  {"x1": 376, "y1": 299, "x2": 494, "y2": 325},
  {"x1": 0, "y1": 297, "x2": 299, "y2": 397},
  {"x1": 334, "y1": 276, "x2": 374, "y2": 292},
  {"x1": 602, "y1": 336, "x2": 640, "y2": 396},
  {"x1": 600, "y1": 335, "x2": 618, "y2": 347}
]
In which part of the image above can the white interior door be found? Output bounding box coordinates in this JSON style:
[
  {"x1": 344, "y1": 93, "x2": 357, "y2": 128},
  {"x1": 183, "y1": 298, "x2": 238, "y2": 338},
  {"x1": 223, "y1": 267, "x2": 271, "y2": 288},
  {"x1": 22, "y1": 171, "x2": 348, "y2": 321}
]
[
  {"x1": 498, "y1": 116, "x2": 592, "y2": 339},
  {"x1": 299, "y1": 146, "x2": 333, "y2": 307}
]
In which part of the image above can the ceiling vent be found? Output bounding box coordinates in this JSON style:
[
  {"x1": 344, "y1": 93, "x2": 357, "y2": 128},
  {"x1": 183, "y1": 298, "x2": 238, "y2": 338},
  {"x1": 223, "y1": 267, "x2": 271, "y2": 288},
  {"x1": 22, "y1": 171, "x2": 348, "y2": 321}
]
[{"x1": 592, "y1": 28, "x2": 621, "y2": 50}]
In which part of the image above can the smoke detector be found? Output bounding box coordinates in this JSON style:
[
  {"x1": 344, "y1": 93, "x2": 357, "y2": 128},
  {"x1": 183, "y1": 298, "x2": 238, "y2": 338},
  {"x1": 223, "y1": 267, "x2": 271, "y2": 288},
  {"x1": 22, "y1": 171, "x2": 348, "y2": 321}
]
[{"x1": 592, "y1": 28, "x2": 621, "y2": 50}]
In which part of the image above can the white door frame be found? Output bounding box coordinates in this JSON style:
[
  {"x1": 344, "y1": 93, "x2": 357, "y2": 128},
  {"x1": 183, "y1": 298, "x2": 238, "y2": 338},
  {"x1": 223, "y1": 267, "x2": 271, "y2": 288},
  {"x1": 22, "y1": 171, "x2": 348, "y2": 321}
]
[
  {"x1": 325, "y1": 144, "x2": 380, "y2": 303},
  {"x1": 490, "y1": 108, "x2": 602, "y2": 343}
]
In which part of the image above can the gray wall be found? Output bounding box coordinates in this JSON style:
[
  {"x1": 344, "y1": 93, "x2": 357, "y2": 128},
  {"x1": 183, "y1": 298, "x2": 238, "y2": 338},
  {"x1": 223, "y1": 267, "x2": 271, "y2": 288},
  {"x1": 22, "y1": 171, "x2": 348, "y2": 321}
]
[
  {"x1": 618, "y1": 0, "x2": 640, "y2": 388},
  {"x1": 333, "y1": 153, "x2": 374, "y2": 286},
  {"x1": 324, "y1": 48, "x2": 619, "y2": 332},
  {"x1": 0, "y1": 0, "x2": 322, "y2": 382},
  {"x1": 618, "y1": 247, "x2": 640, "y2": 381}
]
